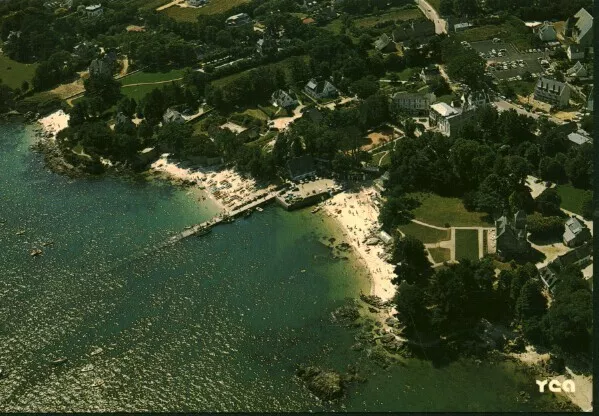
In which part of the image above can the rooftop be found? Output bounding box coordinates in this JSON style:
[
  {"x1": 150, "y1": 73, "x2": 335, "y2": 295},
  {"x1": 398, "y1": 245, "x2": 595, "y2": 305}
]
[{"x1": 430, "y1": 102, "x2": 457, "y2": 117}]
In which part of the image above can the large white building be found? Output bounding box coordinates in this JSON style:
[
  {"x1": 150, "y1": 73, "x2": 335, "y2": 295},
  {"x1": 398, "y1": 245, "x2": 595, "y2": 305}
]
[{"x1": 391, "y1": 91, "x2": 436, "y2": 115}]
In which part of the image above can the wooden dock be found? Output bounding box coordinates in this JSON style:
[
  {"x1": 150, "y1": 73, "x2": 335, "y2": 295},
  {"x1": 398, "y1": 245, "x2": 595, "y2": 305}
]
[{"x1": 165, "y1": 192, "x2": 277, "y2": 245}]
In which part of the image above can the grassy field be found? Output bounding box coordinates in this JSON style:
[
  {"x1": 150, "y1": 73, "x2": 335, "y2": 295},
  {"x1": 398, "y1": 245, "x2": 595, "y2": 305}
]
[
  {"x1": 119, "y1": 69, "x2": 185, "y2": 86},
  {"x1": 324, "y1": 19, "x2": 345, "y2": 35},
  {"x1": 0, "y1": 53, "x2": 38, "y2": 90},
  {"x1": 162, "y1": 0, "x2": 250, "y2": 21},
  {"x1": 555, "y1": 184, "x2": 591, "y2": 215},
  {"x1": 121, "y1": 83, "x2": 178, "y2": 101},
  {"x1": 398, "y1": 221, "x2": 450, "y2": 244},
  {"x1": 455, "y1": 229, "x2": 480, "y2": 261},
  {"x1": 428, "y1": 247, "x2": 450, "y2": 263},
  {"x1": 354, "y1": 7, "x2": 424, "y2": 28},
  {"x1": 212, "y1": 55, "x2": 309, "y2": 88},
  {"x1": 408, "y1": 192, "x2": 492, "y2": 227},
  {"x1": 454, "y1": 18, "x2": 535, "y2": 51}
]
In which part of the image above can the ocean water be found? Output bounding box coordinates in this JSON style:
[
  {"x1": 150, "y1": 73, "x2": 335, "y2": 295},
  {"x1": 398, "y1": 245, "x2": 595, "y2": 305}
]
[{"x1": 0, "y1": 122, "x2": 569, "y2": 411}]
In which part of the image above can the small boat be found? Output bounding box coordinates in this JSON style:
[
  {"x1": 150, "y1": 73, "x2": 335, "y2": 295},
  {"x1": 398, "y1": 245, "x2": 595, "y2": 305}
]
[
  {"x1": 30, "y1": 249, "x2": 42, "y2": 257},
  {"x1": 81, "y1": 364, "x2": 94, "y2": 373},
  {"x1": 255, "y1": 207, "x2": 263, "y2": 212},
  {"x1": 184, "y1": 225, "x2": 193, "y2": 230},
  {"x1": 42, "y1": 241, "x2": 54, "y2": 247},
  {"x1": 16, "y1": 230, "x2": 26, "y2": 235},
  {"x1": 311, "y1": 207, "x2": 320, "y2": 214},
  {"x1": 50, "y1": 357, "x2": 68, "y2": 365}
]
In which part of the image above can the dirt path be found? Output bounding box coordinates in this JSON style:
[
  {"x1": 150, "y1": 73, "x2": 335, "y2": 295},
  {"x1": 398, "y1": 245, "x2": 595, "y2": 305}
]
[{"x1": 156, "y1": 0, "x2": 183, "y2": 11}]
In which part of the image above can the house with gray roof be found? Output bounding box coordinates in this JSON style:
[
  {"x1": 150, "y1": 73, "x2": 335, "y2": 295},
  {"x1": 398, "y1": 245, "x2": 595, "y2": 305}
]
[
  {"x1": 304, "y1": 78, "x2": 338, "y2": 100},
  {"x1": 534, "y1": 77, "x2": 571, "y2": 108},
  {"x1": 567, "y1": 131, "x2": 591, "y2": 145},
  {"x1": 566, "y1": 61, "x2": 588, "y2": 79},
  {"x1": 374, "y1": 33, "x2": 396, "y2": 53},
  {"x1": 88, "y1": 54, "x2": 116, "y2": 77},
  {"x1": 539, "y1": 242, "x2": 592, "y2": 292},
  {"x1": 535, "y1": 22, "x2": 557, "y2": 41},
  {"x1": 563, "y1": 216, "x2": 591, "y2": 247},
  {"x1": 420, "y1": 65, "x2": 441, "y2": 84},
  {"x1": 225, "y1": 13, "x2": 252, "y2": 27},
  {"x1": 565, "y1": 8, "x2": 593, "y2": 47},
  {"x1": 163, "y1": 108, "x2": 185, "y2": 125},
  {"x1": 392, "y1": 91, "x2": 436, "y2": 115},
  {"x1": 271, "y1": 89, "x2": 297, "y2": 109},
  {"x1": 428, "y1": 90, "x2": 486, "y2": 137},
  {"x1": 495, "y1": 211, "x2": 531, "y2": 258}
]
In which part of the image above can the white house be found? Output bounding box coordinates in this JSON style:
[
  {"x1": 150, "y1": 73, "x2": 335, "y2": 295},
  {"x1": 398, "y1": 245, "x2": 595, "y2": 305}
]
[
  {"x1": 271, "y1": 89, "x2": 297, "y2": 109},
  {"x1": 429, "y1": 91, "x2": 484, "y2": 137},
  {"x1": 391, "y1": 91, "x2": 436, "y2": 115},
  {"x1": 85, "y1": 4, "x2": 103, "y2": 17},
  {"x1": 304, "y1": 78, "x2": 338, "y2": 99},
  {"x1": 225, "y1": 13, "x2": 252, "y2": 27}
]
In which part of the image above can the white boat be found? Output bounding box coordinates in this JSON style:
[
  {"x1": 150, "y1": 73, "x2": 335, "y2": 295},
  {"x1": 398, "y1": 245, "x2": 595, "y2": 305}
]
[{"x1": 256, "y1": 207, "x2": 263, "y2": 212}]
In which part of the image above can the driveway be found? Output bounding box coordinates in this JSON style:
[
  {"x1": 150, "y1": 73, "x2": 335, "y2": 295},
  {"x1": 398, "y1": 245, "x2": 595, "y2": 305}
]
[{"x1": 416, "y1": 0, "x2": 447, "y2": 34}]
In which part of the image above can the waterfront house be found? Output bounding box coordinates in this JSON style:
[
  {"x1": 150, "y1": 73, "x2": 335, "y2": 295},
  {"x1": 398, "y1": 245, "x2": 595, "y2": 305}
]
[
  {"x1": 495, "y1": 211, "x2": 531, "y2": 258},
  {"x1": 563, "y1": 216, "x2": 591, "y2": 247},
  {"x1": 391, "y1": 91, "x2": 436, "y2": 115},
  {"x1": 304, "y1": 78, "x2": 338, "y2": 100},
  {"x1": 271, "y1": 89, "x2": 298, "y2": 109},
  {"x1": 533, "y1": 77, "x2": 571, "y2": 108},
  {"x1": 287, "y1": 155, "x2": 316, "y2": 181},
  {"x1": 163, "y1": 108, "x2": 185, "y2": 125},
  {"x1": 226, "y1": 13, "x2": 252, "y2": 28}
]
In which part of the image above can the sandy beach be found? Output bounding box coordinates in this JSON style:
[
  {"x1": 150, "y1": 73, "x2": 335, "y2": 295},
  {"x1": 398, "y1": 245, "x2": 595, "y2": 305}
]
[
  {"x1": 150, "y1": 154, "x2": 277, "y2": 213},
  {"x1": 321, "y1": 187, "x2": 396, "y2": 302},
  {"x1": 37, "y1": 110, "x2": 70, "y2": 140}
]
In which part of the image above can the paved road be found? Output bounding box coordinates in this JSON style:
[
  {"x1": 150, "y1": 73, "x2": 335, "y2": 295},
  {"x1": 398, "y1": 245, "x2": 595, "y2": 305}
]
[
  {"x1": 416, "y1": 0, "x2": 447, "y2": 34},
  {"x1": 494, "y1": 99, "x2": 569, "y2": 125}
]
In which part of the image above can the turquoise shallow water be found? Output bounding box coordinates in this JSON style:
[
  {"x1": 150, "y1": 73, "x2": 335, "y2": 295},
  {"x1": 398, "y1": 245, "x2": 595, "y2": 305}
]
[{"x1": 0, "y1": 122, "x2": 568, "y2": 411}]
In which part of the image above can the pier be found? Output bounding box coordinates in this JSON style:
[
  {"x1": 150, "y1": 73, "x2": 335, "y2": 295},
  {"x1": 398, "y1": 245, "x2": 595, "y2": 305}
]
[{"x1": 165, "y1": 192, "x2": 278, "y2": 245}]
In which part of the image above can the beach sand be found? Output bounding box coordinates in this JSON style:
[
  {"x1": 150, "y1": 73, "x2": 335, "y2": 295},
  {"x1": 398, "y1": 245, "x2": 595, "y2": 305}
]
[
  {"x1": 321, "y1": 186, "x2": 396, "y2": 303},
  {"x1": 150, "y1": 154, "x2": 277, "y2": 214},
  {"x1": 38, "y1": 110, "x2": 70, "y2": 140}
]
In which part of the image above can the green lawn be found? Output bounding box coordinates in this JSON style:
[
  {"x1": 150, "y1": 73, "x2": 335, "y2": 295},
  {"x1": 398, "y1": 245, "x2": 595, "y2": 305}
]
[
  {"x1": 0, "y1": 53, "x2": 38, "y2": 90},
  {"x1": 354, "y1": 7, "x2": 424, "y2": 28},
  {"x1": 162, "y1": 0, "x2": 250, "y2": 21},
  {"x1": 398, "y1": 221, "x2": 450, "y2": 244},
  {"x1": 212, "y1": 55, "x2": 309, "y2": 88},
  {"x1": 119, "y1": 69, "x2": 185, "y2": 86},
  {"x1": 555, "y1": 184, "x2": 591, "y2": 215},
  {"x1": 324, "y1": 18, "x2": 345, "y2": 35},
  {"x1": 428, "y1": 247, "x2": 450, "y2": 264},
  {"x1": 512, "y1": 80, "x2": 536, "y2": 97},
  {"x1": 455, "y1": 229, "x2": 480, "y2": 262},
  {"x1": 408, "y1": 192, "x2": 492, "y2": 227},
  {"x1": 121, "y1": 82, "x2": 179, "y2": 101},
  {"x1": 454, "y1": 18, "x2": 536, "y2": 51}
]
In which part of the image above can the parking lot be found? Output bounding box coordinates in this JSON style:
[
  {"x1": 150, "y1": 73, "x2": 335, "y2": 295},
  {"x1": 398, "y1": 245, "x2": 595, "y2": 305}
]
[{"x1": 465, "y1": 39, "x2": 551, "y2": 81}]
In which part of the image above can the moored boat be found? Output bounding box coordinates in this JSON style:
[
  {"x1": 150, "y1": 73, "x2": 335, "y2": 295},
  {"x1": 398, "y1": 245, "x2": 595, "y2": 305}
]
[{"x1": 30, "y1": 249, "x2": 42, "y2": 257}]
